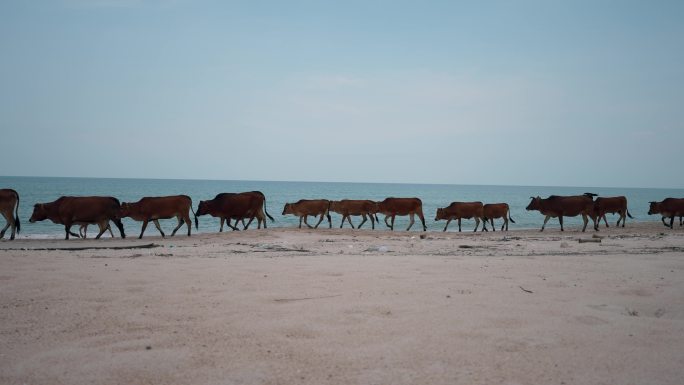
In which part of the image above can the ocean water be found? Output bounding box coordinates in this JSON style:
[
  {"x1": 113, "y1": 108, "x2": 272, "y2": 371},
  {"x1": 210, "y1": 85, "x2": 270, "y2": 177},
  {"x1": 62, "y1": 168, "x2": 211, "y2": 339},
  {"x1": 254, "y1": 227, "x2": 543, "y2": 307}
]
[{"x1": 1, "y1": 176, "x2": 682, "y2": 238}]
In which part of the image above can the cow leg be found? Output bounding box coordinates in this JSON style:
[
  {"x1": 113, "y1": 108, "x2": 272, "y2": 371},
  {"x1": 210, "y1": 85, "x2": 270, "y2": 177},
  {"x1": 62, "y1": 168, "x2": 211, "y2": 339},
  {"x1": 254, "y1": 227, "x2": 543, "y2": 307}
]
[
  {"x1": 669, "y1": 215, "x2": 675, "y2": 229},
  {"x1": 560, "y1": 215, "x2": 566, "y2": 232},
  {"x1": 358, "y1": 215, "x2": 368, "y2": 229},
  {"x1": 384, "y1": 215, "x2": 391, "y2": 228},
  {"x1": 661, "y1": 216, "x2": 669, "y2": 227},
  {"x1": 139, "y1": 220, "x2": 150, "y2": 239},
  {"x1": 346, "y1": 215, "x2": 355, "y2": 229},
  {"x1": 406, "y1": 213, "x2": 415, "y2": 231},
  {"x1": 601, "y1": 214, "x2": 609, "y2": 228},
  {"x1": 106, "y1": 223, "x2": 115, "y2": 238},
  {"x1": 326, "y1": 213, "x2": 332, "y2": 228},
  {"x1": 185, "y1": 215, "x2": 192, "y2": 236},
  {"x1": 418, "y1": 212, "x2": 427, "y2": 231},
  {"x1": 244, "y1": 216, "x2": 255, "y2": 230},
  {"x1": 303, "y1": 215, "x2": 314, "y2": 229},
  {"x1": 170, "y1": 218, "x2": 182, "y2": 236},
  {"x1": 474, "y1": 217, "x2": 480, "y2": 232},
  {"x1": 501, "y1": 218, "x2": 506, "y2": 231},
  {"x1": 0, "y1": 217, "x2": 10, "y2": 239},
  {"x1": 339, "y1": 215, "x2": 346, "y2": 228},
  {"x1": 581, "y1": 214, "x2": 589, "y2": 232},
  {"x1": 541, "y1": 215, "x2": 551, "y2": 231},
  {"x1": 390, "y1": 215, "x2": 396, "y2": 231},
  {"x1": 443, "y1": 219, "x2": 451, "y2": 232},
  {"x1": 94, "y1": 223, "x2": 107, "y2": 239},
  {"x1": 152, "y1": 219, "x2": 168, "y2": 237},
  {"x1": 458, "y1": 218, "x2": 462, "y2": 232},
  {"x1": 313, "y1": 213, "x2": 325, "y2": 229},
  {"x1": 64, "y1": 223, "x2": 74, "y2": 240}
]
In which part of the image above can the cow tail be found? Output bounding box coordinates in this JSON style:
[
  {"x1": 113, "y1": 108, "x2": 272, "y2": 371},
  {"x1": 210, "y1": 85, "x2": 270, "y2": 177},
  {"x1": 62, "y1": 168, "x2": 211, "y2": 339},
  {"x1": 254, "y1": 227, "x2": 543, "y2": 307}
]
[
  {"x1": 626, "y1": 209, "x2": 634, "y2": 219},
  {"x1": 508, "y1": 213, "x2": 516, "y2": 224},
  {"x1": 190, "y1": 204, "x2": 199, "y2": 230},
  {"x1": 263, "y1": 197, "x2": 274, "y2": 222},
  {"x1": 14, "y1": 190, "x2": 20, "y2": 233}
]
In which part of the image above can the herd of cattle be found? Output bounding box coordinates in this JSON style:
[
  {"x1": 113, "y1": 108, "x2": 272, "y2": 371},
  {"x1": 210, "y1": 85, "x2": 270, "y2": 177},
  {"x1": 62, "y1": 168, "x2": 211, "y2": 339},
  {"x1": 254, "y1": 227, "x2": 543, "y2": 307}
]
[{"x1": 0, "y1": 188, "x2": 683, "y2": 240}]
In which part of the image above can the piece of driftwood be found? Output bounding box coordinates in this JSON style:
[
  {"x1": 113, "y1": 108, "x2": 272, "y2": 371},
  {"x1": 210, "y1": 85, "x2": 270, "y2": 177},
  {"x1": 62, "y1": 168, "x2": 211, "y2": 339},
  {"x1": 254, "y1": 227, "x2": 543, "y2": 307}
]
[
  {"x1": 578, "y1": 238, "x2": 602, "y2": 243},
  {"x1": 519, "y1": 286, "x2": 533, "y2": 294}
]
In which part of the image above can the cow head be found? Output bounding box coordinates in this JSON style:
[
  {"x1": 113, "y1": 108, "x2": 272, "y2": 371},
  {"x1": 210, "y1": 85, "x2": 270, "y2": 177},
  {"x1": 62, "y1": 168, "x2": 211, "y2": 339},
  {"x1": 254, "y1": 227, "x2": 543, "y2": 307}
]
[
  {"x1": 282, "y1": 203, "x2": 293, "y2": 215},
  {"x1": 196, "y1": 200, "x2": 210, "y2": 216},
  {"x1": 647, "y1": 201, "x2": 660, "y2": 215},
  {"x1": 119, "y1": 202, "x2": 133, "y2": 218},
  {"x1": 29, "y1": 203, "x2": 47, "y2": 223},
  {"x1": 526, "y1": 197, "x2": 541, "y2": 211},
  {"x1": 434, "y1": 208, "x2": 446, "y2": 221}
]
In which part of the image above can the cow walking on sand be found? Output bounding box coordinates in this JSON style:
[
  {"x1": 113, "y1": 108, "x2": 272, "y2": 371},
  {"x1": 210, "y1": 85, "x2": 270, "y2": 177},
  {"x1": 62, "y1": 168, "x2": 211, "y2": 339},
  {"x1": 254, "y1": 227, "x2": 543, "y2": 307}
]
[
  {"x1": 377, "y1": 197, "x2": 426, "y2": 231},
  {"x1": 196, "y1": 191, "x2": 273, "y2": 232},
  {"x1": 29, "y1": 196, "x2": 125, "y2": 240},
  {"x1": 330, "y1": 200, "x2": 378, "y2": 229},
  {"x1": 435, "y1": 201, "x2": 487, "y2": 232},
  {"x1": 120, "y1": 195, "x2": 197, "y2": 239},
  {"x1": 526, "y1": 194, "x2": 597, "y2": 232},
  {"x1": 483, "y1": 203, "x2": 515, "y2": 231},
  {"x1": 648, "y1": 198, "x2": 684, "y2": 229},
  {"x1": 0, "y1": 189, "x2": 20, "y2": 240},
  {"x1": 593, "y1": 196, "x2": 633, "y2": 228},
  {"x1": 282, "y1": 199, "x2": 332, "y2": 229}
]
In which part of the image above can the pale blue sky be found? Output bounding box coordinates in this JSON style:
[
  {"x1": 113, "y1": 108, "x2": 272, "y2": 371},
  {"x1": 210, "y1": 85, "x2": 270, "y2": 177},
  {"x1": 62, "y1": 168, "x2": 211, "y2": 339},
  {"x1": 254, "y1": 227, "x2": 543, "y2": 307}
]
[{"x1": 1, "y1": 0, "x2": 682, "y2": 188}]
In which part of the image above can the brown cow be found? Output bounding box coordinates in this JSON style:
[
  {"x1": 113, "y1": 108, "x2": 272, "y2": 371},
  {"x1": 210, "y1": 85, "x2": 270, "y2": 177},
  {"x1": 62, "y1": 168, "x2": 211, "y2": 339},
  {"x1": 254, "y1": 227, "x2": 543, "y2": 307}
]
[
  {"x1": 330, "y1": 200, "x2": 377, "y2": 229},
  {"x1": 435, "y1": 201, "x2": 487, "y2": 232},
  {"x1": 377, "y1": 197, "x2": 426, "y2": 231},
  {"x1": 197, "y1": 192, "x2": 268, "y2": 232},
  {"x1": 593, "y1": 196, "x2": 633, "y2": 228},
  {"x1": 29, "y1": 196, "x2": 125, "y2": 240},
  {"x1": 210, "y1": 191, "x2": 273, "y2": 231},
  {"x1": 282, "y1": 199, "x2": 332, "y2": 229},
  {"x1": 525, "y1": 194, "x2": 597, "y2": 232},
  {"x1": 483, "y1": 203, "x2": 515, "y2": 231},
  {"x1": 648, "y1": 198, "x2": 684, "y2": 229},
  {"x1": 120, "y1": 195, "x2": 197, "y2": 239},
  {"x1": 0, "y1": 189, "x2": 20, "y2": 240}
]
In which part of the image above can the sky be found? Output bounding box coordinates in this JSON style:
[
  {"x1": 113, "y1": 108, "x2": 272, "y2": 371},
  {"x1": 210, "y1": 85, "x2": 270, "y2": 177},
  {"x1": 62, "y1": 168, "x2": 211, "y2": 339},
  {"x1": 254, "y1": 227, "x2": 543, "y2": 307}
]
[{"x1": 1, "y1": 0, "x2": 683, "y2": 188}]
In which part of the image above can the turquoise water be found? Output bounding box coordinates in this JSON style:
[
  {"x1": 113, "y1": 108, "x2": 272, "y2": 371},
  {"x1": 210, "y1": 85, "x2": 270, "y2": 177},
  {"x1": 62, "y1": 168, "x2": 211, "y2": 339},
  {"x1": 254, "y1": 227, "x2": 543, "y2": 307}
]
[{"x1": 1, "y1": 176, "x2": 682, "y2": 238}]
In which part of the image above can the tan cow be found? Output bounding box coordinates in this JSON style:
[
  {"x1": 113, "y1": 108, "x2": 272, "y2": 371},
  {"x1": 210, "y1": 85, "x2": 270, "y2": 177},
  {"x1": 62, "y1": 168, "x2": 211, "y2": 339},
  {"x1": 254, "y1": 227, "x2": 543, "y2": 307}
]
[
  {"x1": 282, "y1": 199, "x2": 332, "y2": 229},
  {"x1": 526, "y1": 194, "x2": 597, "y2": 232},
  {"x1": 0, "y1": 189, "x2": 20, "y2": 240},
  {"x1": 593, "y1": 196, "x2": 633, "y2": 228},
  {"x1": 435, "y1": 201, "x2": 487, "y2": 232},
  {"x1": 376, "y1": 197, "x2": 426, "y2": 231},
  {"x1": 329, "y1": 200, "x2": 377, "y2": 229},
  {"x1": 120, "y1": 195, "x2": 196, "y2": 239},
  {"x1": 483, "y1": 203, "x2": 515, "y2": 231}
]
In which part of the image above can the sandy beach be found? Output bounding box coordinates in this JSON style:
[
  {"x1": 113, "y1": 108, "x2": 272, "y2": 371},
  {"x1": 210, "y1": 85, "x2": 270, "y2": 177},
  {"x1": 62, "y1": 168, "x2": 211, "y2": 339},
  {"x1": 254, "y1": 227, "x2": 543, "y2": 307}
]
[{"x1": 1, "y1": 222, "x2": 683, "y2": 385}]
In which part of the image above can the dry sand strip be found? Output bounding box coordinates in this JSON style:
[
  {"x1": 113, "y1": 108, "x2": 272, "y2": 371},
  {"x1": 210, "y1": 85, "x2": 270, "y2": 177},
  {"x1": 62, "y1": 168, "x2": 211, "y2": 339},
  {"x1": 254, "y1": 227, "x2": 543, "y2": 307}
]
[{"x1": 1, "y1": 223, "x2": 683, "y2": 385}]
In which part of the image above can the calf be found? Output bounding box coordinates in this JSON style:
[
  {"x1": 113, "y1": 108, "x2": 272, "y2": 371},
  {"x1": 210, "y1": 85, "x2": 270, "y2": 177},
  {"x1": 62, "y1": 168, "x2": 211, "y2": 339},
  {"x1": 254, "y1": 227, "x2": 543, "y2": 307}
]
[
  {"x1": 282, "y1": 199, "x2": 332, "y2": 229},
  {"x1": 593, "y1": 196, "x2": 633, "y2": 228},
  {"x1": 483, "y1": 203, "x2": 515, "y2": 231},
  {"x1": 330, "y1": 200, "x2": 377, "y2": 229}
]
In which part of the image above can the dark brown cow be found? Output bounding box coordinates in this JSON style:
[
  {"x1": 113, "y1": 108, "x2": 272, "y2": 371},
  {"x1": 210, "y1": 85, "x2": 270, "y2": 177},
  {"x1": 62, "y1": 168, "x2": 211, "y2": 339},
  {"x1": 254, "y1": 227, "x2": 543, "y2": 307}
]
[
  {"x1": 648, "y1": 198, "x2": 684, "y2": 229},
  {"x1": 483, "y1": 203, "x2": 515, "y2": 231},
  {"x1": 525, "y1": 195, "x2": 597, "y2": 232},
  {"x1": 435, "y1": 201, "x2": 487, "y2": 232},
  {"x1": 210, "y1": 191, "x2": 273, "y2": 231},
  {"x1": 377, "y1": 197, "x2": 426, "y2": 231},
  {"x1": 29, "y1": 196, "x2": 125, "y2": 240},
  {"x1": 120, "y1": 195, "x2": 197, "y2": 239},
  {"x1": 0, "y1": 189, "x2": 20, "y2": 240},
  {"x1": 593, "y1": 196, "x2": 633, "y2": 228},
  {"x1": 197, "y1": 192, "x2": 268, "y2": 232},
  {"x1": 330, "y1": 200, "x2": 377, "y2": 229},
  {"x1": 282, "y1": 199, "x2": 332, "y2": 229}
]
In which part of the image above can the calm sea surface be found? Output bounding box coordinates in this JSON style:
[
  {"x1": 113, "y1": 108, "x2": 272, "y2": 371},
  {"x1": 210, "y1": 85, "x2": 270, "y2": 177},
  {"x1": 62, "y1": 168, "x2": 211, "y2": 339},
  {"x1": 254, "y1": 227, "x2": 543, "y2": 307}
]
[{"x1": 1, "y1": 176, "x2": 682, "y2": 238}]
